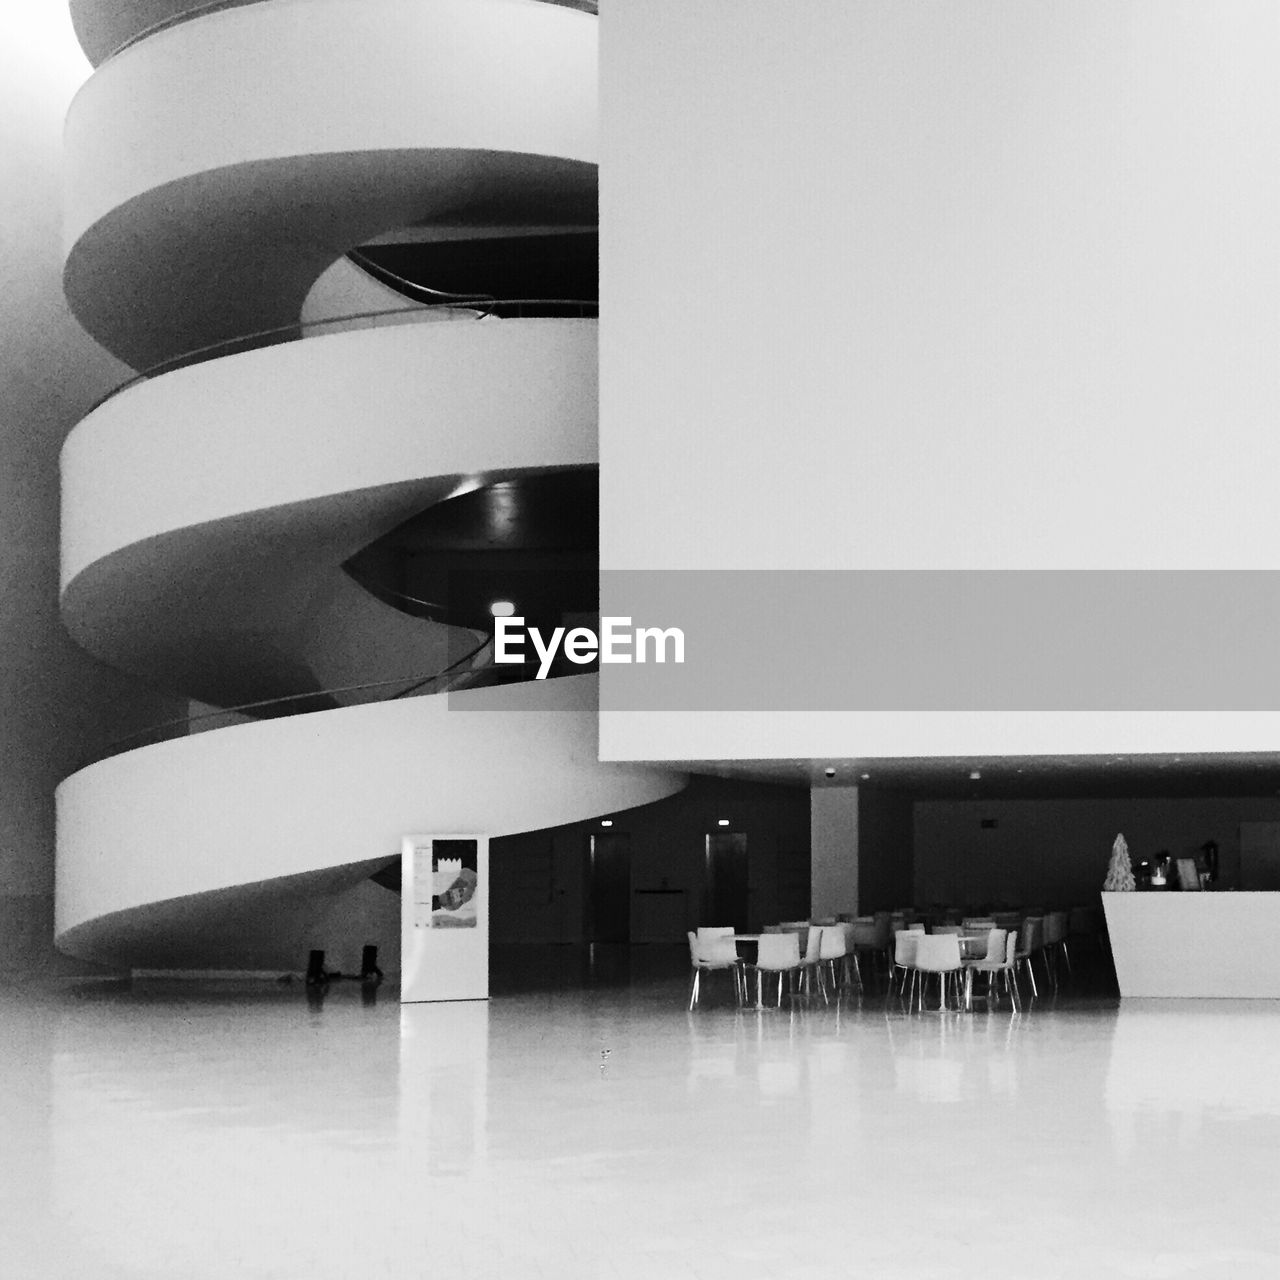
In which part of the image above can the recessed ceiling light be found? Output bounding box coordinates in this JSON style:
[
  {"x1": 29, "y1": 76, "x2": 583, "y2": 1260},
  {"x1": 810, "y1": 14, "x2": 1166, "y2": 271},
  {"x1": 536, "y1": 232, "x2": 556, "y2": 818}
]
[
  {"x1": 490, "y1": 600, "x2": 515, "y2": 617},
  {"x1": 717, "y1": 818, "x2": 730, "y2": 826}
]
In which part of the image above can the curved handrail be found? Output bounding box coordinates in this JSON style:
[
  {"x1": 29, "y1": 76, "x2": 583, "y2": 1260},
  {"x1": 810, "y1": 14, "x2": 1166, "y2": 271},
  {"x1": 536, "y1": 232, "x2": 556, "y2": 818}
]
[
  {"x1": 105, "y1": 0, "x2": 598, "y2": 63},
  {"x1": 84, "y1": 298, "x2": 598, "y2": 417},
  {"x1": 346, "y1": 247, "x2": 497, "y2": 311},
  {"x1": 87, "y1": 630, "x2": 496, "y2": 767},
  {"x1": 364, "y1": 583, "x2": 450, "y2": 617}
]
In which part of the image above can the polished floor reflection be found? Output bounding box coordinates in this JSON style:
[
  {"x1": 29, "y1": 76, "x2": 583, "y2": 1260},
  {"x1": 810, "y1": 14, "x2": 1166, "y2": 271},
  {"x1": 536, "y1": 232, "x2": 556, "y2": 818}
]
[{"x1": 3, "y1": 952, "x2": 1280, "y2": 1278}]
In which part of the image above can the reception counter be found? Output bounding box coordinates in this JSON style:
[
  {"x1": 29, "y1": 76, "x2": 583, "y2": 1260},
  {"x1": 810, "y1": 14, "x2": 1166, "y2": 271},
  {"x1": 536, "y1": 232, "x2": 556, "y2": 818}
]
[{"x1": 1103, "y1": 891, "x2": 1280, "y2": 998}]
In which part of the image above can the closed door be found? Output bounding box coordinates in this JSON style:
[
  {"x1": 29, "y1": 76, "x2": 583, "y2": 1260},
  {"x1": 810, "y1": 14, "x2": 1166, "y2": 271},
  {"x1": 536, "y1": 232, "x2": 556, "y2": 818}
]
[
  {"x1": 704, "y1": 832, "x2": 748, "y2": 929},
  {"x1": 585, "y1": 833, "x2": 631, "y2": 942}
]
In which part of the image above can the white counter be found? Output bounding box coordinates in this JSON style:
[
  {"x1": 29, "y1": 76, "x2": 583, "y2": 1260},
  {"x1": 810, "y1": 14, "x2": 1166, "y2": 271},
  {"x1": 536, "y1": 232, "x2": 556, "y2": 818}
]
[{"x1": 1103, "y1": 891, "x2": 1280, "y2": 998}]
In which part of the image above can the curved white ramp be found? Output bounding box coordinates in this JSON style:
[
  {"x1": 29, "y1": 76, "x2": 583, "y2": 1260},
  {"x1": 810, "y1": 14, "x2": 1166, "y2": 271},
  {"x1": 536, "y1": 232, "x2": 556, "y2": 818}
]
[
  {"x1": 56, "y1": 676, "x2": 684, "y2": 969},
  {"x1": 60, "y1": 320, "x2": 597, "y2": 702},
  {"x1": 57, "y1": 0, "x2": 683, "y2": 971}
]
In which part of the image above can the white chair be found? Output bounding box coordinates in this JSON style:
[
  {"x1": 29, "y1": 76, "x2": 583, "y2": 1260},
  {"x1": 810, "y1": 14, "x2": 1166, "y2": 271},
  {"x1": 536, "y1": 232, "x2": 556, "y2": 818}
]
[
  {"x1": 697, "y1": 925, "x2": 737, "y2": 942},
  {"x1": 839, "y1": 922, "x2": 863, "y2": 989},
  {"x1": 890, "y1": 929, "x2": 921, "y2": 1003},
  {"x1": 776, "y1": 921, "x2": 810, "y2": 958},
  {"x1": 797, "y1": 924, "x2": 827, "y2": 1001},
  {"x1": 970, "y1": 930, "x2": 1018, "y2": 1008},
  {"x1": 816, "y1": 923, "x2": 848, "y2": 999},
  {"x1": 744, "y1": 932, "x2": 802, "y2": 1007},
  {"x1": 1014, "y1": 917, "x2": 1043, "y2": 997},
  {"x1": 912, "y1": 933, "x2": 963, "y2": 1012},
  {"x1": 686, "y1": 932, "x2": 744, "y2": 1010}
]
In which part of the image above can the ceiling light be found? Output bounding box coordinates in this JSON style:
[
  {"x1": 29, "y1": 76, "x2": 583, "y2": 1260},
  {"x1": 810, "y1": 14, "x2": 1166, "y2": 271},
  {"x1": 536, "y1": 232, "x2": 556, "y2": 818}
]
[
  {"x1": 969, "y1": 770, "x2": 982, "y2": 781},
  {"x1": 824, "y1": 767, "x2": 836, "y2": 778},
  {"x1": 490, "y1": 600, "x2": 515, "y2": 617},
  {"x1": 860, "y1": 773, "x2": 870, "y2": 780},
  {"x1": 717, "y1": 818, "x2": 730, "y2": 826},
  {"x1": 600, "y1": 819, "x2": 613, "y2": 827}
]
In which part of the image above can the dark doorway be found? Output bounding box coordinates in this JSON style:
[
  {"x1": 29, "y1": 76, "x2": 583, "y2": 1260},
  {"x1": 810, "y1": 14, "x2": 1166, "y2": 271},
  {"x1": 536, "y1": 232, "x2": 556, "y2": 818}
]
[
  {"x1": 585, "y1": 833, "x2": 632, "y2": 942},
  {"x1": 704, "y1": 832, "x2": 748, "y2": 929}
]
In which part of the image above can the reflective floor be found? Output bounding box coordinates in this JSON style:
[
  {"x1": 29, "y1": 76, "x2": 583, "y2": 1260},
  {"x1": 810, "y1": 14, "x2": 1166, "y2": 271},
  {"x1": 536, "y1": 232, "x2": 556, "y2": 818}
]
[{"x1": 3, "y1": 949, "x2": 1280, "y2": 1278}]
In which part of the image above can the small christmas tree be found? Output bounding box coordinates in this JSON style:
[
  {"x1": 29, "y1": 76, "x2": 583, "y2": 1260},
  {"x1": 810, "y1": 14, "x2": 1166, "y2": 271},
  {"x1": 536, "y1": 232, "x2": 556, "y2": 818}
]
[{"x1": 1103, "y1": 832, "x2": 1135, "y2": 891}]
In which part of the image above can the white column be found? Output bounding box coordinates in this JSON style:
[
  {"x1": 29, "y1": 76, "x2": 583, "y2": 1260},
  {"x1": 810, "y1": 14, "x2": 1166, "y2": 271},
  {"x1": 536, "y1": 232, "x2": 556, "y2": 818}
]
[{"x1": 811, "y1": 787, "x2": 858, "y2": 919}]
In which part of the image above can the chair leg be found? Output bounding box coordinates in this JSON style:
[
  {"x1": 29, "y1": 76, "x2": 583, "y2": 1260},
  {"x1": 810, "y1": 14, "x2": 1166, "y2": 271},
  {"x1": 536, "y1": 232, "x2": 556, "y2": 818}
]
[{"x1": 689, "y1": 969, "x2": 700, "y2": 1011}]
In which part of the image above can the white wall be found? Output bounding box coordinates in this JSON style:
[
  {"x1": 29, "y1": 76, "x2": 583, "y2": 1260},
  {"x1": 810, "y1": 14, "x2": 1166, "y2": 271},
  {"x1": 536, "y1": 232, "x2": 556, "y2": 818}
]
[{"x1": 600, "y1": 1, "x2": 1280, "y2": 764}]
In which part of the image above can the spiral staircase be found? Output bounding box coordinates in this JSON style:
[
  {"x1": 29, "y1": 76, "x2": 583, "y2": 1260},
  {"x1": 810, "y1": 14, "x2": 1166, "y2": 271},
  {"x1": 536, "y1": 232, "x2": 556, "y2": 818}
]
[{"x1": 54, "y1": 0, "x2": 686, "y2": 972}]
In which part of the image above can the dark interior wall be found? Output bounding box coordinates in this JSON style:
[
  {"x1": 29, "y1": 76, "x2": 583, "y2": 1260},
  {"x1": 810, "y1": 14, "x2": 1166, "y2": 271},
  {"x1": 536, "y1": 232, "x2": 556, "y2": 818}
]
[
  {"x1": 489, "y1": 776, "x2": 810, "y2": 942},
  {"x1": 856, "y1": 789, "x2": 915, "y2": 912},
  {"x1": 913, "y1": 795, "x2": 1280, "y2": 908}
]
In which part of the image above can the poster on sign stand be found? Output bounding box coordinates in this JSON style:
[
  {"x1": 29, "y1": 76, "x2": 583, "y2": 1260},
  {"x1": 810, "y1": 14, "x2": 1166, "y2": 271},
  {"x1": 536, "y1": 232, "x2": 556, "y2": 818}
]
[{"x1": 401, "y1": 834, "x2": 489, "y2": 1003}]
